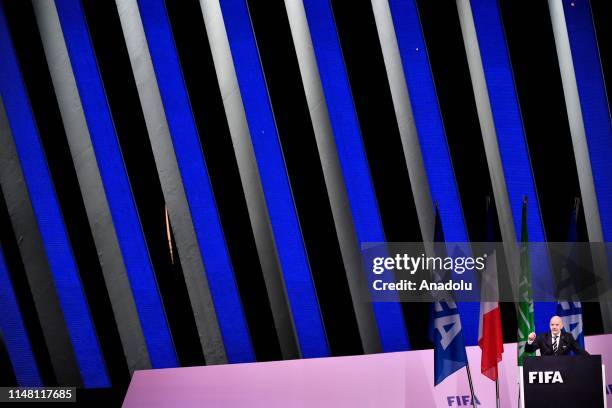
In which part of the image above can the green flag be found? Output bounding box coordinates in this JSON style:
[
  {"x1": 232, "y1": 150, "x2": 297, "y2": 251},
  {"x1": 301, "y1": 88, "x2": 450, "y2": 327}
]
[{"x1": 517, "y1": 198, "x2": 535, "y2": 366}]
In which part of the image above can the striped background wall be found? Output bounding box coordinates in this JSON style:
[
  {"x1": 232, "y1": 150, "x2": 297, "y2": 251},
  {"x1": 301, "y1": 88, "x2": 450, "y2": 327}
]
[{"x1": 0, "y1": 0, "x2": 609, "y2": 395}]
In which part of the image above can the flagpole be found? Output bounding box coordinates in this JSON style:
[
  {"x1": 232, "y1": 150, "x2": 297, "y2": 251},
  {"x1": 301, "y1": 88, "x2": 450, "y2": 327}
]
[
  {"x1": 495, "y1": 377, "x2": 500, "y2": 408},
  {"x1": 465, "y1": 364, "x2": 477, "y2": 408}
]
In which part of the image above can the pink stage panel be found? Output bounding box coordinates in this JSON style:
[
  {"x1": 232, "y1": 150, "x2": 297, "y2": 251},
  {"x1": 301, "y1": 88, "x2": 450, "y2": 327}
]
[{"x1": 123, "y1": 334, "x2": 611, "y2": 407}]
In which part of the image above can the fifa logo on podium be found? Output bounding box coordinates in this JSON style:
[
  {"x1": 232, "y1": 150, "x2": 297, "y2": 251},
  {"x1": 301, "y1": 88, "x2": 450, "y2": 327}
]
[{"x1": 528, "y1": 371, "x2": 564, "y2": 384}]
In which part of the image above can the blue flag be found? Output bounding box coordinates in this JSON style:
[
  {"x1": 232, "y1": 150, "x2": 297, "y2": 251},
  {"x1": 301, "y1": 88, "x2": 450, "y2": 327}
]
[
  {"x1": 556, "y1": 200, "x2": 585, "y2": 348},
  {"x1": 429, "y1": 206, "x2": 468, "y2": 385},
  {"x1": 430, "y1": 300, "x2": 469, "y2": 385},
  {"x1": 556, "y1": 301, "x2": 584, "y2": 348}
]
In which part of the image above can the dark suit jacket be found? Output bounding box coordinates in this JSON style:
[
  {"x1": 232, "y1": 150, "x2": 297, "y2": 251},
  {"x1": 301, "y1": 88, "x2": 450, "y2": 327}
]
[{"x1": 524, "y1": 331, "x2": 589, "y2": 356}]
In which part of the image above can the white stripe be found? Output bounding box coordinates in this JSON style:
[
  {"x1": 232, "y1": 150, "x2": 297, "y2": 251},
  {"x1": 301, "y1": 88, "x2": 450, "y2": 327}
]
[
  {"x1": 547, "y1": 0, "x2": 612, "y2": 332},
  {"x1": 455, "y1": 0, "x2": 521, "y2": 301},
  {"x1": 199, "y1": 0, "x2": 300, "y2": 359},
  {"x1": 115, "y1": 0, "x2": 228, "y2": 364},
  {"x1": 371, "y1": 0, "x2": 435, "y2": 244},
  {"x1": 33, "y1": 0, "x2": 150, "y2": 373},
  {"x1": 283, "y1": 0, "x2": 383, "y2": 353}
]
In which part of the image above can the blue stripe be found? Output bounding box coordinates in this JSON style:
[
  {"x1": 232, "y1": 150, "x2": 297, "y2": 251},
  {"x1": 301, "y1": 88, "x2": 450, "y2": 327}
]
[
  {"x1": 469, "y1": 0, "x2": 555, "y2": 334},
  {"x1": 0, "y1": 3, "x2": 109, "y2": 386},
  {"x1": 135, "y1": 0, "x2": 254, "y2": 363},
  {"x1": 0, "y1": 246, "x2": 42, "y2": 386},
  {"x1": 302, "y1": 0, "x2": 410, "y2": 352},
  {"x1": 219, "y1": 0, "x2": 329, "y2": 358},
  {"x1": 562, "y1": 0, "x2": 612, "y2": 246},
  {"x1": 53, "y1": 0, "x2": 177, "y2": 368},
  {"x1": 387, "y1": 0, "x2": 479, "y2": 345}
]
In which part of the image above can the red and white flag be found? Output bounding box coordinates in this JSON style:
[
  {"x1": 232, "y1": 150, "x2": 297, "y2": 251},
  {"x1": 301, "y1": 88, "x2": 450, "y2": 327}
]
[{"x1": 478, "y1": 250, "x2": 504, "y2": 381}]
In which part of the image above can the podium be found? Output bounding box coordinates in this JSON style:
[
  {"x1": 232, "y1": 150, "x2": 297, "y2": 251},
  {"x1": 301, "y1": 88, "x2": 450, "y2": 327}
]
[{"x1": 519, "y1": 355, "x2": 606, "y2": 407}]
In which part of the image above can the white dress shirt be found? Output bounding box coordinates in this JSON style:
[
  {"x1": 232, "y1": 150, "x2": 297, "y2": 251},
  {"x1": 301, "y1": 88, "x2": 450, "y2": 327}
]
[{"x1": 551, "y1": 333, "x2": 560, "y2": 350}]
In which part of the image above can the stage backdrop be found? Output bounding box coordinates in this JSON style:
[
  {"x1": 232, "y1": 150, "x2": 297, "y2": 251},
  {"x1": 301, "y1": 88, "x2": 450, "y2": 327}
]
[{"x1": 122, "y1": 334, "x2": 611, "y2": 407}]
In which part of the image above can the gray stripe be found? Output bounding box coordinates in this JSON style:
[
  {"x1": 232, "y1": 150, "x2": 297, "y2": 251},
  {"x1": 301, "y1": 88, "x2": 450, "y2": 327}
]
[
  {"x1": 31, "y1": 0, "x2": 151, "y2": 373},
  {"x1": 198, "y1": 0, "x2": 300, "y2": 359},
  {"x1": 370, "y1": 0, "x2": 435, "y2": 244},
  {"x1": 283, "y1": 0, "x2": 382, "y2": 353},
  {"x1": 0, "y1": 96, "x2": 82, "y2": 386},
  {"x1": 114, "y1": 0, "x2": 227, "y2": 364},
  {"x1": 547, "y1": 0, "x2": 612, "y2": 331},
  {"x1": 455, "y1": 0, "x2": 521, "y2": 295}
]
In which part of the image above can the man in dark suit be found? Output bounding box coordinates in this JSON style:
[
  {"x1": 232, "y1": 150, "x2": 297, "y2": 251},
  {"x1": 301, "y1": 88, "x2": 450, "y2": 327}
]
[{"x1": 525, "y1": 315, "x2": 589, "y2": 356}]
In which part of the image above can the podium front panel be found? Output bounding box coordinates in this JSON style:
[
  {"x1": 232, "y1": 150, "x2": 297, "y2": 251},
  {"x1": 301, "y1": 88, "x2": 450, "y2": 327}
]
[{"x1": 523, "y1": 356, "x2": 604, "y2": 407}]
